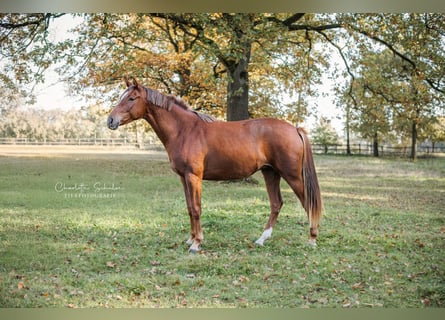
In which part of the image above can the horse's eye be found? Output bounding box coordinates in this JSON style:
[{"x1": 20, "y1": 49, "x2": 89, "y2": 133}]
[{"x1": 129, "y1": 97, "x2": 135, "y2": 101}]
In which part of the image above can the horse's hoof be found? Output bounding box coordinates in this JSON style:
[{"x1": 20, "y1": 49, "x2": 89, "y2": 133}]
[
  {"x1": 188, "y1": 248, "x2": 199, "y2": 254},
  {"x1": 255, "y1": 228, "x2": 272, "y2": 247},
  {"x1": 307, "y1": 238, "x2": 317, "y2": 247},
  {"x1": 254, "y1": 239, "x2": 264, "y2": 246}
]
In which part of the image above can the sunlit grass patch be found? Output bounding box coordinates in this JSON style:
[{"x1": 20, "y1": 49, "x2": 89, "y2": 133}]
[{"x1": 0, "y1": 152, "x2": 444, "y2": 307}]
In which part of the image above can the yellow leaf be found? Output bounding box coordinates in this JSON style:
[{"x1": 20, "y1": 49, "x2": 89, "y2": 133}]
[
  {"x1": 17, "y1": 282, "x2": 29, "y2": 290},
  {"x1": 352, "y1": 282, "x2": 362, "y2": 290}
]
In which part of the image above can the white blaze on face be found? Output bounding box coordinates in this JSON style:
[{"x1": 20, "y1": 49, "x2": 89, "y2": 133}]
[{"x1": 255, "y1": 227, "x2": 273, "y2": 246}]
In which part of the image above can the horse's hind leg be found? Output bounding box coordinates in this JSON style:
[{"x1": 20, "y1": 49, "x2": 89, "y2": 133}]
[
  {"x1": 281, "y1": 172, "x2": 318, "y2": 246},
  {"x1": 255, "y1": 168, "x2": 283, "y2": 246}
]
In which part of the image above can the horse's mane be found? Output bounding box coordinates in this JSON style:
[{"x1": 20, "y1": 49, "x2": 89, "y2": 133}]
[{"x1": 144, "y1": 87, "x2": 216, "y2": 123}]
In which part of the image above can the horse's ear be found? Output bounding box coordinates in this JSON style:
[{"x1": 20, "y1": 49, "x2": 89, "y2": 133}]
[
  {"x1": 132, "y1": 77, "x2": 139, "y2": 88},
  {"x1": 124, "y1": 76, "x2": 131, "y2": 88}
]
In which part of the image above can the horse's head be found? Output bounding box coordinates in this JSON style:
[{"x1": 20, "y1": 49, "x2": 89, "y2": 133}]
[{"x1": 107, "y1": 77, "x2": 147, "y2": 130}]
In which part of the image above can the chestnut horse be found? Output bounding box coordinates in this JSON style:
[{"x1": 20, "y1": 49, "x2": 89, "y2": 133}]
[{"x1": 107, "y1": 78, "x2": 322, "y2": 253}]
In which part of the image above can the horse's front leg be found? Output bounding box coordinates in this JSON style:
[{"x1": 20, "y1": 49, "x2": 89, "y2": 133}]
[
  {"x1": 180, "y1": 177, "x2": 194, "y2": 246},
  {"x1": 181, "y1": 173, "x2": 203, "y2": 253}
]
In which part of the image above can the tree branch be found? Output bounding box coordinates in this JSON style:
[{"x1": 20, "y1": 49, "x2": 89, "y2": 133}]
[
  {"x1": 0, "y1": 13, "x2": 51, "y2": 29},
  {"x1": 149, "y1": 13, "x2": 229, "y2": 66},
  {"x1": 283, "y1": 13, "x2": 305, "y2": 26},
  {"x1": 287, "y1": 23, "x2": 343, "y2": 32},
  {"x1": 266, "y1": 14, "x2": 342, "y2": 32},
  {"x1": 266, "y1": 13, "x2": 305, "y2": 26}
]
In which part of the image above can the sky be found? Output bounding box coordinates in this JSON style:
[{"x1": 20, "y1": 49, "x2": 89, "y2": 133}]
[
  {"x1": 30, "y1": 15, "x2": 84, "y2": 111},
  {"x1": 29, "y1": 14, "x2": 344, "y2": 133},
  {"x1": 32, "y1": 70, "x2": 83, "y2": 110}
]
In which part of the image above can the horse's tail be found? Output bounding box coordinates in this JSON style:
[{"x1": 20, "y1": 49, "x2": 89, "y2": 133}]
[{"x1": 296, "y1": 127, "x2": 322, "y2": 235}]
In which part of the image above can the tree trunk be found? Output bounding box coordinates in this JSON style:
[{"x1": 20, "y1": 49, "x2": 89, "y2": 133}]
[
  {"x1": 373, "y1": 132, "x2": 379, "y2": 157},
  {"x1": 411, "y1": 120, "x2": 418, "y2": 161},
  {"x1": 226, "y1": 43, "x2": 251, "y2": 121},
  {"x1": 346, "y1": 104, "x2": 351, "y2": 155}
]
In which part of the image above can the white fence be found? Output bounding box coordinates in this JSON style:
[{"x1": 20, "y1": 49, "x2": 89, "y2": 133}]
[
  {"x1": 0, "y1": 137, "x2": 162, "y2": 148},
  {"x1": 0, "y1": 138, "x2": 443, "y2": 157},
  {"x1": 312, "y1": 143, "x2": 444, "y2": 157}
]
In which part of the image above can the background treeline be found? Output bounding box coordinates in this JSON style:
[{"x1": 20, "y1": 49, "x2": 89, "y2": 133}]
[{"x1": 0, "y1": 104, "x2": 151, "y2": 145}]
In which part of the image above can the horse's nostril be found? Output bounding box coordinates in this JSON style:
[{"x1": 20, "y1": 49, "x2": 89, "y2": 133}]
[{"x1": 107, "y1": 116, "x2": 118, "y2": 130}]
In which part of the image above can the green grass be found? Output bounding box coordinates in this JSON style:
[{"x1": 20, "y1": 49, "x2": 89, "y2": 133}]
[{"x1": 0, "y1": 151, "x2": 444, "y2": 307}]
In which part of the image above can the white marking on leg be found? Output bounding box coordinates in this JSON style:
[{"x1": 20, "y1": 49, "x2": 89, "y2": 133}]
[
  {"x1": 307, "y1": 238, "x2": 317, "y2": 247},
  {"x1": 186, "y1": 236, "x2": 194, "y2": 245},
  {"x1": 255, "y1": 227, "x2": 273, "y2": 246}
]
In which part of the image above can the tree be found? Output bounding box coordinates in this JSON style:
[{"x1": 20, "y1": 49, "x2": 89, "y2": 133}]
[
  {"x1": 148, "y1": 13, "x2": 338, "y2": 121},
  {"x1": 347, "y1": 51, "x2": 395, "y2": 157},
  {"x1": 311, "y1": 117, "x2": 340, "y2": 154},
  {"x1": 334, "y1": 84, "x2": 355, "y2": 155},
  {"x1": 424, "y1": 117, "x2": 445, "y2": 152}
]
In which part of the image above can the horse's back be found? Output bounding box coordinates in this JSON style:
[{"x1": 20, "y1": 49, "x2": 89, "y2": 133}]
[
  {"x1": 241, "y1": 118, "x2": 303, "y2": 152},
  {"x1": 201, "y1": 118, "x2": 303, "y2": 180}
]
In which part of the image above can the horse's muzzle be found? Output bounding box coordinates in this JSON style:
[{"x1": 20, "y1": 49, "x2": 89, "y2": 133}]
[{"x1": 107, "y1": 115, "x2": 119, "y2": 130}]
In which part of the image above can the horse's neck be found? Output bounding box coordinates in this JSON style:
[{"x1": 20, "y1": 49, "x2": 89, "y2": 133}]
[{"x1": 143, "y1": 104, "x2": 194, "y2": 148}]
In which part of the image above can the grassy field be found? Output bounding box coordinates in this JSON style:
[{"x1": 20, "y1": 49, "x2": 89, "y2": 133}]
[{"x1": 0, "y1": 147, "x2": 444, "y2": 308}]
